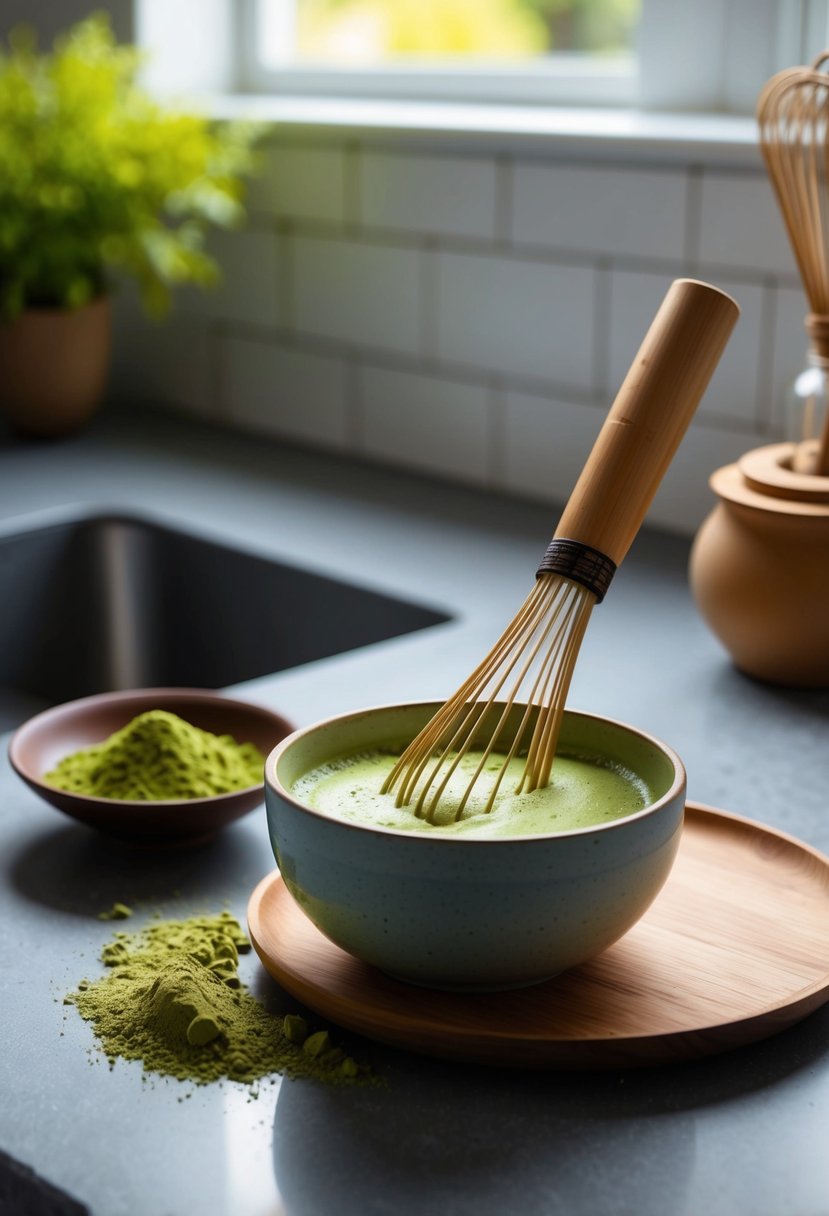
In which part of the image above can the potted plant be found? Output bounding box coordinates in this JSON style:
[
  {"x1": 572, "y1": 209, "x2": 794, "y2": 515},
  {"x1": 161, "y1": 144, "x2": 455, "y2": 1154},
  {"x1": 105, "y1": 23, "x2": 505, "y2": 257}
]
[{"x1": 0, "y1": 15, "x2": 259, "y2": 438}]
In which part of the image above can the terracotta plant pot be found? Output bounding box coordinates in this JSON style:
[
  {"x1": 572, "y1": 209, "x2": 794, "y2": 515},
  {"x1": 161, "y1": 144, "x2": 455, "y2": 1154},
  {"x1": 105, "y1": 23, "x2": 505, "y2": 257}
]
[
  {"x1": 0, "y1": 295, "x2": 111, "y2": 438},
  {"x1": 689, "y1": 441, "x2": 829, "y2": 687}
]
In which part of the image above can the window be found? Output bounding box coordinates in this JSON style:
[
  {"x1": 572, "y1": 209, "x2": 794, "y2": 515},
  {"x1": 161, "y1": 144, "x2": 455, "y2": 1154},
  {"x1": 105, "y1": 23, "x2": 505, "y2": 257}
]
[
  {"x1": 137, "y1": 0, "x2": 829, "y2": 116},
  {"x1": 260, "y1": 0, "x2": 641, "y2": 65},
  {"x1": 241, "y1": 0, "x2": 640, "y2": 104}
]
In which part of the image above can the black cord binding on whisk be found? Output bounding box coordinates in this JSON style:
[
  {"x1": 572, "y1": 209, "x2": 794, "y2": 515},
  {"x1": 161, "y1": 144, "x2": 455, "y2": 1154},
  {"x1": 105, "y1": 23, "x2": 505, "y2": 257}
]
[{"x1": 536, "y1": 538, "x2": 617, "y2": 603}]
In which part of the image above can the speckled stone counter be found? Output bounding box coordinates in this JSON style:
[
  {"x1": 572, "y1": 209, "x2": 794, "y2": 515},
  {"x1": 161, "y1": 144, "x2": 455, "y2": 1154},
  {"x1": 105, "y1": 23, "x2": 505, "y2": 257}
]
[{"x1": 1, "y1": 410, "x2": 826, "y2": 1216}]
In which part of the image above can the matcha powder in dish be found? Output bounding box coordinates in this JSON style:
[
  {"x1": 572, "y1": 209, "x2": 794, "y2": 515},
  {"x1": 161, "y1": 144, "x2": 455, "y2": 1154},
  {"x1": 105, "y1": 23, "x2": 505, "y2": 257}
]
[
  {"x1": 65, "y1": 912, "x2": 369, "y2": 1088},
  {"x1": 46, "y1": 710, "x2": 265, "y2": 800}
]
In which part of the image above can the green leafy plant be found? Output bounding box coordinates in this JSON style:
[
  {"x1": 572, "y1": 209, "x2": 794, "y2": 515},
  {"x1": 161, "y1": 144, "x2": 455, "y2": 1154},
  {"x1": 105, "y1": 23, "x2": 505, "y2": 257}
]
[{"x1": 0, "y1": 14, "x2": 260, "y2": 322}]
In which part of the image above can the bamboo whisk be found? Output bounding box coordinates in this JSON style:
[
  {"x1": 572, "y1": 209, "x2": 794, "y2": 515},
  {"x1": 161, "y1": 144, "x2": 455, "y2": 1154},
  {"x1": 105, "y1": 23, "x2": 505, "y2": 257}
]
[
  {"x1": 382, "y1": 279, "x2": 739, "y2": 822},
  {"x1": 758, "y1": 55, "x2": 829, "y2": 475}
]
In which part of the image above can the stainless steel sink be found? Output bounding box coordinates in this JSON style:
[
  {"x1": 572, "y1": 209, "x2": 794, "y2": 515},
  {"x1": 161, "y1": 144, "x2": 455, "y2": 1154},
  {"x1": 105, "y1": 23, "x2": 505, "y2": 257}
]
[{"x1": 0, "y1": 511, "x2": 451, "y2": 731}]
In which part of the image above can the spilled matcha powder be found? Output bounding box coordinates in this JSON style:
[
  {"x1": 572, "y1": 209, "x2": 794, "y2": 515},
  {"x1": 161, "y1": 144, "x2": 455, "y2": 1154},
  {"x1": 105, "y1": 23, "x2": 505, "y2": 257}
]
[
  {"x1": 97, "y1": 902, "x2": 132, "y2": 921},
  {"x1": 46, "y1": 710, "x2": 264, "y2": 800},
  {"x1": 65, "y1": 911, "x2": 368, "y2": 1087}
]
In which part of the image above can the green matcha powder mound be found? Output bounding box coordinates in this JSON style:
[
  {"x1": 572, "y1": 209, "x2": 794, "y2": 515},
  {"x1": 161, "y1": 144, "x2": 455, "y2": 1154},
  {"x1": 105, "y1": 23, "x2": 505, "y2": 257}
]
[
  {"x1": 46, "y1": 710, "x2": 265, "y2": 800},
  {"x1": 65, "y1": 912, "x2": 369, "y2": 1087}
]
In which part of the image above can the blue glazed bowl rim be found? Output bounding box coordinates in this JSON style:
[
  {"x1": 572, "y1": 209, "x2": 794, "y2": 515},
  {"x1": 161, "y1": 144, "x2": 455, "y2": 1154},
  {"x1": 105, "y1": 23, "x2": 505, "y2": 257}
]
[{"x1": 264, "y1": 701, "x2": 686, "y2": 846}]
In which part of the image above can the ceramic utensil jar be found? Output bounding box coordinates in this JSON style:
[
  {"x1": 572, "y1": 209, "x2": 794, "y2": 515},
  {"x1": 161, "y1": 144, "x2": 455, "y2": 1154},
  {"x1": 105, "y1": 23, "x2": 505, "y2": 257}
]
[{"x1": 689, "y1": 441, "x2": 829, "y2": 687}]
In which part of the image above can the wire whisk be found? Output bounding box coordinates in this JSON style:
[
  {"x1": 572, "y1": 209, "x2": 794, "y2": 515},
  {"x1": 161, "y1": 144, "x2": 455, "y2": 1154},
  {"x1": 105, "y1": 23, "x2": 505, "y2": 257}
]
[
  {"x1": 758, "y1": 53, "x2": 829, "y2": 475},
  {"x1": 382, "y1": 279, "x2": 740, "y2": 823}
]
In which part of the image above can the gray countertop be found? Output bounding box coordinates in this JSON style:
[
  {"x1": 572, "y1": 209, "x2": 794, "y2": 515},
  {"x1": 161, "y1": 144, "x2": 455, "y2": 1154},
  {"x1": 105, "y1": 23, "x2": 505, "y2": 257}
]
[{"x1": 0, "y1": 410, "x2": 827, "y2": 1216}]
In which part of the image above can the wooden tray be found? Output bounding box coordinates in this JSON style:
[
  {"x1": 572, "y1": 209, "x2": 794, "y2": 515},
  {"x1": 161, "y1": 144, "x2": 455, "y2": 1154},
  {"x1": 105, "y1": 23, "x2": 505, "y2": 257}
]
[{"x1": 247, "y1": 803, "x2": 829, "y2": 1069}]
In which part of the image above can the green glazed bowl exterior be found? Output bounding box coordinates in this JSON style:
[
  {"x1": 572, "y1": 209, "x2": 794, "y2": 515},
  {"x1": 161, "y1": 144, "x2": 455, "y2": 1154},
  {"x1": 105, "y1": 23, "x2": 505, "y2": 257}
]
[{"x1": 264, "y1": 702, "x2": 686, "y2": 990}]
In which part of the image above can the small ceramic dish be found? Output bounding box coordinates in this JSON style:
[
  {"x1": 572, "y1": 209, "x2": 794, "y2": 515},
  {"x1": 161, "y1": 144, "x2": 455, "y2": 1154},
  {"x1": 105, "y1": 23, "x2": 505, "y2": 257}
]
[
  {"x1": 10, "y1": 688, "x2": 294, "y2": 845},
  {"x1": 264, "y1": 701, "x2": 686, "y2": 991}
]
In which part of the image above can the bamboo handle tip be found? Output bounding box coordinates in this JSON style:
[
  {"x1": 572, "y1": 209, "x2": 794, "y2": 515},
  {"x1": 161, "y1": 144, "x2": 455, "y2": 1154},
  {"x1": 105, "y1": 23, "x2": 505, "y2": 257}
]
[
  {"x1": 553, "y1": 276, "x2": 740, "y2": 566},
  {"x1": 667, "y1": 278, "x2": 741, "y2": 323}
]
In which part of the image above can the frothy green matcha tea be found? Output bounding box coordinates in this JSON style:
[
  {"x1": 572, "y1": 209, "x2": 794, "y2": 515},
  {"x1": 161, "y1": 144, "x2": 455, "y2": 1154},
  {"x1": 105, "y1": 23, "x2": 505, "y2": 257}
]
[{"x1": 292, "y1": 748, "x2": 651, "y2": 838}]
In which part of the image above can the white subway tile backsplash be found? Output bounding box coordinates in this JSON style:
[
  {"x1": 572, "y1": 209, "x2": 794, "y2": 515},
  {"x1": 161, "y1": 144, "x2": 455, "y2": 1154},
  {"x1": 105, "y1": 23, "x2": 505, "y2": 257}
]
[
  {"x1": 360, "y1": 151, "x2": 498, "y2": 240},
  {"x1": 511, "y1": 161, "x2": 688, "y2": 262},
  {"x1": 293, "y1": 236, "x2": 422, "y2": 354},
  {"x1": 247, "y1": 144, "x2": 346, "y2": 224},
  {"x1": 607, "y1": 269, "x2": 766, "y2": 427},
  {"x1": 220, "y1": 336, "x2": 349, "y2": 449},
  {"x1": 109, "y1": 131, "x2": 810, "y2": 539},
  {"x1": 436, "y1": 251, "x2": 595, "y2": 388},
  {"x1": 697, "y1": 170, "x2": 797, "y2": 276},
  {"x1": 358, "y1": 364, "x2": 489, "y2": 483},
  {"x1": 176, "y1": 228, "x2": 282, "y2": 328}
]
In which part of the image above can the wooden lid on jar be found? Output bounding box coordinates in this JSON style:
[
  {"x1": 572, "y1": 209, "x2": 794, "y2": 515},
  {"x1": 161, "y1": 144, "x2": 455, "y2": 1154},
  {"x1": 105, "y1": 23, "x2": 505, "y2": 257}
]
[{"x1": 710, "y1": 442, "x2": 829, "y2": 516}]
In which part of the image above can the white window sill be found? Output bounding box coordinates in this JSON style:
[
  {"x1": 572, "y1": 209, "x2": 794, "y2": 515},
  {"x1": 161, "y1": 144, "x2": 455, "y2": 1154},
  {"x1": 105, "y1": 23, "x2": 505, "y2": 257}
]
[{"x1": 203, "y1": 92, "x2": 762, "y2": 167}]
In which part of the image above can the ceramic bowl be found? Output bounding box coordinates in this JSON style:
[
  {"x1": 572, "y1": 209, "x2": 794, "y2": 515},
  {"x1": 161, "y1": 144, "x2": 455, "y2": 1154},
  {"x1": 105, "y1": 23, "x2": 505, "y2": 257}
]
[
  {"x1": 264, "y1": 701, "x2": 686, "y2": 990},
  {"x1": 10, "y1": 688, "x2": 294, "y2": 845}
]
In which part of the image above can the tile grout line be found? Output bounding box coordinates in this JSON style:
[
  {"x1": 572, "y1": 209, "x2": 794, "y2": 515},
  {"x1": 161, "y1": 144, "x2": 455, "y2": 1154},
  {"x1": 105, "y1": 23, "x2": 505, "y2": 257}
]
[
  {"x1": 344, "y1": 140, "x2": 362, "y2": 229},
  {"x1": 684, "y1": 165, "x2": 704, "y2": 269},
  {"x1": 486, "y1": 376, "x2": 507, "y2": 490},
  {"x1": 210, "y1": 321, "x2": 227, "y2": 423},
  {"x1": 239, "y1": 210, "x2": 802, "y2": 290},
  {"x1": 276, "y1": 222, "x2": 295, "y2": 336},
  {"x1": 494, "y1": 153, "x2": 514, "y2": 246},
  {"x1": 191, "y1": 315, "x2": 767, "y2": 438},
  {"x1": 756, "y1": 278, "x2": 780, "y2": 436},
  {"x1": 592, "y1": 259, "x2": 613, "y2": 404},
  {"x1": 345, "y1": 356, "x2": 364, "y2": 454},
  {"x1": 419, "y1": 239, "x2": 439, "y2": 365}
]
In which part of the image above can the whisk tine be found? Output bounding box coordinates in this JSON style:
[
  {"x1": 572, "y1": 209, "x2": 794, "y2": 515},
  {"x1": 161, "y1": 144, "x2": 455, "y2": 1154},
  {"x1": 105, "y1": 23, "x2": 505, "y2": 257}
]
[
  {"x1": 381, "y1": 279, "x2": 738, "y2": 823},
  {"x1": 514, "y1": 581, "x2": 587, "y2": 783},
  {"x1": 522, "y1": 585, "x2": 594, "y2": 791}
]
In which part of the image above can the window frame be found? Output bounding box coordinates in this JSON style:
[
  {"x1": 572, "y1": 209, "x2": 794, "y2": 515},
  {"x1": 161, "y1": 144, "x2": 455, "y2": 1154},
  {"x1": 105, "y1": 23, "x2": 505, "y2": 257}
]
[{"x1": 136, "y1": 0, "x2": 829, "y2": 117}]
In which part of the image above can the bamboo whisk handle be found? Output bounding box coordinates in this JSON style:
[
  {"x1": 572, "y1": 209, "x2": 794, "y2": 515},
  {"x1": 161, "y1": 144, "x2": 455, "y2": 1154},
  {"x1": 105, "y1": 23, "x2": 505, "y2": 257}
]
[{"x1": 553, "y1": 278, "x2": 739, "y2": 567}]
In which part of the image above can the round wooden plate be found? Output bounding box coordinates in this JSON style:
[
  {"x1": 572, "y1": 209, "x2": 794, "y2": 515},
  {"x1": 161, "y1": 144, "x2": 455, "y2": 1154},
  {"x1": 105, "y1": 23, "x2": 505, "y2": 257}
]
[{"x1": 247, "y1": 803, "x2": 829, "y2": 1069}]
